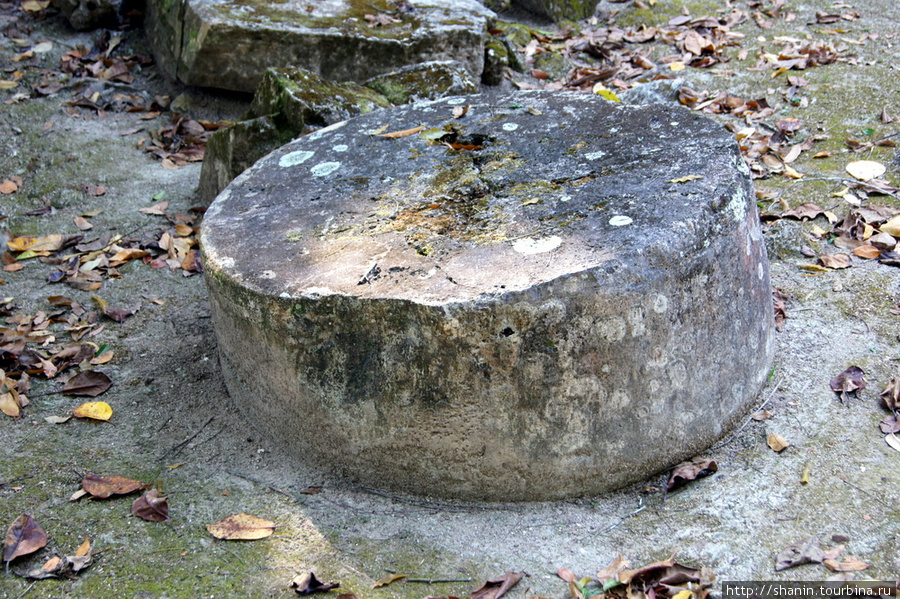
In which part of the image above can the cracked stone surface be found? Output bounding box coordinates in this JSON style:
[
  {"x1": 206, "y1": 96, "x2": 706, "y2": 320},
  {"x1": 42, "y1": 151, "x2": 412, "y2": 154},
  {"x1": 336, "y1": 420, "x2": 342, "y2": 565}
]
[{"x1": 201, "y1": 90, "x2": 774, "y2": 500}]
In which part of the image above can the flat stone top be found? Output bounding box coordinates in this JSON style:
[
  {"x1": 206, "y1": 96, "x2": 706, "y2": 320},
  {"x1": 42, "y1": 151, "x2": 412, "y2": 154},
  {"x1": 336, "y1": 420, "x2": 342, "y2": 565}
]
[
  {"x1": 202, "y1": 91, "x2": 753, "y2": 305},
  {"x1": 194, "y1": 0, "x2": 493, "y2": 37}
]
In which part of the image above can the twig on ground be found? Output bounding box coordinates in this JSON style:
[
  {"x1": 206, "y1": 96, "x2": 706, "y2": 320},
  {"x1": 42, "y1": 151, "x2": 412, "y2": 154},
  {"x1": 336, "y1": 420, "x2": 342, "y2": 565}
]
[
  {"x1": 158, "y1": 416, "x2": 213, "y2": 461},
  {"x1": 225, "y1": 470, "x2": 298, "y2": 503},
  {"x1": 601, "y1": 504, "x2": 646, "y2": 533}
]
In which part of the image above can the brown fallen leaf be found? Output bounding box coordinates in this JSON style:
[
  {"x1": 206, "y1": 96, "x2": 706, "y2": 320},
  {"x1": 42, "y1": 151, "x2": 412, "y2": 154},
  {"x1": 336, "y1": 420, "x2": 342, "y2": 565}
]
[
  {"x1": 0, "y1": 179, "x2": 19, "y2": 194},
  {"x1": 63, "y1": 371, "x2": 112, "y2": 397},
  {"x1": 82, "y1": 184, "x2": 105, "y2": 196},
  {"x1": 819, "y1": 253, "x2": 851, "y2": 269},
  {"x1": 207, "y1": 513, "x2": 275, "y2": 540},
  {"x1": 851, "y1": 245, "x2": 881, "y2": 259},
  {"x1": 829, "y1": 366, "x2": 866, "y2": 398},
  {"x1": 767, "y1": 433, "x2": 790, "y2": 452},
  {"x1": 824, "y1": 556, "x2": 870, "y2": 572},
  {"x1": 131, "y1": 488, "x2": 169, "y2": 522},
  {"x1": 373, "y1": 573, "x2": 406, "y2": 588},
  {"x1": 81, "y1": 474, "x2": 146, "y2": 498},
  {"x1": 773, "y1": 288, "x2": 788, "y2": 332},
  {"x1": 470, "y1": 572, "x2": 524, "y2": 599},
  {"x1": 138, "y1": 200, "x2": 169, "y2": 216},
  {"x1": 24, "y1": 554, "x2": 64, "y2": 579},
  {"x1": 377, "y1": 125, "x2": 426, "y2": 139},
  {"x1": 3, "y1": 514, "x2": 48, "y2": 564},
  {"x1": 596, "y1": 554, "x2": 630, "y2": 581},
  {"x1": 775, "y1": 537, "x2": 824, "y2": 571},
  {"x1": 781, "y1": 202, "x2": 824, "y2": 220},
  {"x1": 880, "y1": 378, "x2": 900, "y2": 412},
  {"x1": 880, "y1": 415, "x2": 900, "y2": 434},
  {"x1": 752, "y1": 409, "x2": 773, "y2": 421},
  {"x1": 291, "y1": 572, "x2": 340, "y2": 595},
  {"x1": 667, "y1": 457, "x2": 718, "y2": 491}
]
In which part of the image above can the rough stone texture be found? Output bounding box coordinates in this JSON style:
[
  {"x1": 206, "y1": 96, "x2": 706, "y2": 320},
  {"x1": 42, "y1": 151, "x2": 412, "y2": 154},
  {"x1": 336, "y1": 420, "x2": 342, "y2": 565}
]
[
  {"x1": 55, "y1": 0, "x2": 121, "y2": 30},
  {"x1": 144, "y1": 0, "x2": 495, "y2": 93},
  {"x1": 201, "y1": 90, "x2": 774, "y2": 501},
  {"x1": 483, "y1": 0, "x2": 598, "y2": 22},
  {"x1": 363, "y1": 60, "x2": 479, "y2": 105},
  {"x1": 199, "y1": 63, "x2": 479, "y2": 202}
]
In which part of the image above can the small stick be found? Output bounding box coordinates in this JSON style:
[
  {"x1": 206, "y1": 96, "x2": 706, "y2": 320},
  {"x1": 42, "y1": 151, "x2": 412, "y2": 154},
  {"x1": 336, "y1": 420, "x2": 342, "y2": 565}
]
[
  {"x1": 158, "y1": 416, "x2": 213, "y2": 461},
  {"x1": 407, "y1": 578, "x2": 473, "y2": 584}
]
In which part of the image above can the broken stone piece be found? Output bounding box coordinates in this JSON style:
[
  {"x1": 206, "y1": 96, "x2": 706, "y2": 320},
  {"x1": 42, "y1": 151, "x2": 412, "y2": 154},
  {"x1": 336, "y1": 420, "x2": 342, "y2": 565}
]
[
  {"x1": 201, "y1": 91, "x2": 775, "y2": 500},
  {"x1": 363, "y1": 60, "x2": 479, "y2": 105},
  {"x1": 145, "y1": 0, "x2": 495, "y2": 92}
]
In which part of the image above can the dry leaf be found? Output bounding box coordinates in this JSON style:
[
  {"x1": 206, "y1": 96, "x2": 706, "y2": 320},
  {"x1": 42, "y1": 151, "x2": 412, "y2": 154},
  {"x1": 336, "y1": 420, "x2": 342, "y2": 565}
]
[
  {"x1": 819, "y1": 253, "x2": 851, "y2": 269},
  {"x1": 596, "y1": 554, "x2": 630, "y2": 581},
  {"x1": 139, "y1": 201, "x2": 169, "y2": 216},
  {"x1": 668, "y1": 174, "x2": 703, "y2": 183},
  {"x1": 82, "y1": 473, "x2": 146, "y2": 498},
  {"x1": 667, "y1": 457, "x2": 718, "y2": 490},
  {"x1": 0, "y1": 392, "x2": 21, "y2": 417},
  {"x1": 64, "y1": 371, "x2": 112, "y2": 397},
  {"x1": 781, "y1": 202, "x2": 824, "y2": 220},
  {"x1": 829, "y1": 366, "x2": 866, "y2": 397},
  {"x1": 824, "y1": 556, "x2": 870, "y2": 572},
  {"x1": 291, "y1": 572, "x2": 340, "y2": 595},
  {"x1": 73, "y1": 401, "x2": 113, "y2": 421},
  {"x1": 132, "y1": 489, "x2": 169, "y2": 522},
  {"x1": 880, "y1": 378, "x2": 900, "y2": 412},
  {"x1": 451, "y1": 104, "x2": 470, "y2": 119},
  {"x1": 378, "y1": 125, "x2": 426, "y2": 139},
  {"x1": 207, "y1": 513, "x2": 275, "y2": 540},
  {"x1": 470, "y1": 572, "x2": 524, "y2": 599},
  {"x1": 851, "y1": 245, "x2": 881, "y2": 259},
  {"x1": 373, "y1": 573, "x2": 406, "y2": 588},
  {"x1": 3, "y1": 514, "x2": 48, "y2": 563},
  {"x1": 885, "y1": 432, "x2": 900, "y2": 453},
  {"x1": 767, "y1": 433, "x2": 790, "y2": 452},
  {"x1": 846, "y1": 160, "x2": 886, "y2": 181},
  {"x1": 776, "y1": 537, "x2": 824, "y2": 571},
  {"x1": 45, "y1": 415, "x2": 71, "y2": 424},
  {"x1": 752, "y1": 409, "x2": 773, "y2": 421},
  {"x1": 0, "y1": 179, "x2": 19, "y2": 194}
]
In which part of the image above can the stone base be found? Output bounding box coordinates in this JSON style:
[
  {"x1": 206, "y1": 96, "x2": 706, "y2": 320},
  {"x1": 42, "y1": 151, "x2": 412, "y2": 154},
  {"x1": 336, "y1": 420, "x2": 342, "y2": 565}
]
[{"x1": 201, "y1": 91, "x2": 774, "y2": 500}]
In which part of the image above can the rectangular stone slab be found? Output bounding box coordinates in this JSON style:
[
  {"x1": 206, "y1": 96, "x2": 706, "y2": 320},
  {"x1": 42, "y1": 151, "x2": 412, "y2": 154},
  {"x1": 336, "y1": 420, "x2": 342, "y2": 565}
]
[{"x1": 145, "y1": 0, "x2": 495, "y2": 92}]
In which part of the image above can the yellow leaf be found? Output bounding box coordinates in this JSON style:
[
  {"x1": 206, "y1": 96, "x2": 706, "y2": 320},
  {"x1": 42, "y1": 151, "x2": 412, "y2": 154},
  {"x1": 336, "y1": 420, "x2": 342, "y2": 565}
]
[
  {"x1": 373, "y1": 574, "x2": 407, "y2": 588},
  {"x1": 0, "y1": 80, "x2": 18, "y2": 90},
  {"x1": 21, "y1": 0, "x2": 51, "y2": 11},
  {"x1": 7, "y1": 236, "x2": 35, "y2": 252},
  {"x1": 74, "y1": 538, "x2": 91, "y2": 557},
  {"x1": 669, "y1": 61, "x2": 685, "y2": 72},
  {"x1": 592, "y1": 83, "x2": 621, "y2": 102},
  {"x1": 90, "y1": 350, "x2": 114, "y2": 365},
  {"x1": 879, "y1": 215, "x2": 900, "y2": 237},
  {"x1": 0, "y1": 392, "x2": 20, "y2": 417},
  {"x1": 672, "y1": 591, "x2": 693, "y2": 599},
  {"x1": 800, "y1": 463, "x2": 810, "y2": 485},
  {"x1": 668, "y1": 174, "x2": 703, "y2": 183},
  {"x1": 206, "y1": 513, "x2": 276, "y2": 540},
  {"x1": 73, "y1": 401, "x2": 113, "y2": 421}
]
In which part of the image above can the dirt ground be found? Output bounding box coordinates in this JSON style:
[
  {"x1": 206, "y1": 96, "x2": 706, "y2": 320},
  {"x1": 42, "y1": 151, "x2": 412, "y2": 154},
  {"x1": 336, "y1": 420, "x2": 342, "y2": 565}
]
[{"x1": 0, "y1": 0, "x2": 899, "y2": 598}]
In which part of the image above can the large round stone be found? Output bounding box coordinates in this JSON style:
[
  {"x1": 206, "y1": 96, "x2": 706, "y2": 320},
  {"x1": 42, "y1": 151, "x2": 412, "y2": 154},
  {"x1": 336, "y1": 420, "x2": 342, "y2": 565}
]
[{"x1": 201, "y1": 90, "x2": 774, "y2": 501}]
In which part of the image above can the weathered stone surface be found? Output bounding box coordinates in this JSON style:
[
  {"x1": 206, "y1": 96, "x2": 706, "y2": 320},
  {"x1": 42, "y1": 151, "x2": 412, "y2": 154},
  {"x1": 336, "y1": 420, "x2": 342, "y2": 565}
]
[
  {"x1": 363, "y1": 60, "x2": 479, "y2": 105},
  {"x1": 145, "y1": 0, "x2": 495, "y2": 93},
  {"x1": 201, "y1": 90, "x2": 774, "y2": 501},
  {"x1": 485, "y1": 0, "x2": 599, "y2": 22},
  {"x1": 199, "y1": 67, "x2": 391, "y2": 202},
  {"x1": 55, "y1": 0, "x2": 121, "y2": 30}
]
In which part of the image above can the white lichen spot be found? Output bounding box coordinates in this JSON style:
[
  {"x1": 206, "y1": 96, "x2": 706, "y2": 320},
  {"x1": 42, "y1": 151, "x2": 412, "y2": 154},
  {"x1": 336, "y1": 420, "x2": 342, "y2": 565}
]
[
  {"x1": 219, "y1": 256, "x2": 235, "y2": 269},
  {"x1": 446, "y1": 97, "x2": 467, "y2": 105},
  {"x1": 260, "y1": 270, "x2": 276, "y2": 279},
  {"x1": 311, "y1": 162, "x2": 341, "y2": 177},
  {"x1": 332, "y1": 144, "x2": 349, "y2": 153},
  {"x1": 512, "y1": 236, "x2": 562, "y2": 255},
  {"x1": 758, "y1": 261, "x2": 764, "y2": 280},
  {"x1": 652, "y1": 294, "x2": 668, "y2": 314},
  {"x1": 279, "y1": 150, "x2": 314, "y2": 168},
  {"x1": 278, "y1": 292, "x2": 292, "y2": 299},
  {"x1": 726, "y1": 187, "x2": 747, "y2": 222},
  {"x1": 609, "y1": 215, "x2": 633, "y2": 226},
  {"x1": 308, "y1": 120, "x2": 347, "y2": 140},
  {"x1": 585, "y1": 150, "x2": 606, "y2": 161},
  {"x1": 502, "y1": 123, "x2": 519, "y2": 131}
]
